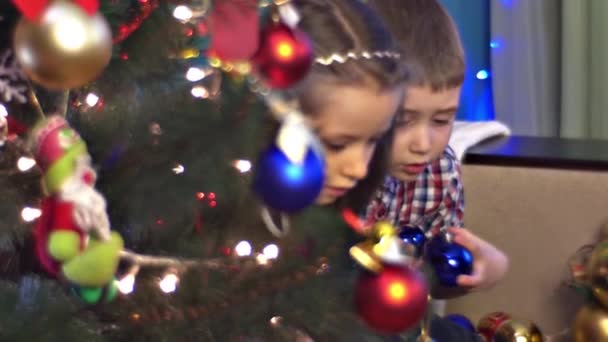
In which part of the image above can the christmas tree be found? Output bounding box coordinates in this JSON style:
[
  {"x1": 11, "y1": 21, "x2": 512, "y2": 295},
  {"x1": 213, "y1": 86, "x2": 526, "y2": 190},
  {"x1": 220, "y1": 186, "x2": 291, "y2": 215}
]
[{"x1": 0, "y1": 1, "x2": 412, "y2": 341}]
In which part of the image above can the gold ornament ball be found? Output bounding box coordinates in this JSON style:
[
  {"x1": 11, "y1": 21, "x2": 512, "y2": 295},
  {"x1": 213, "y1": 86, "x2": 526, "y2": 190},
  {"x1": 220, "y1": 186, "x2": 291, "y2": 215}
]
[
  {"x1": 493, "y1": 319, "x2": 543, "y2": 342},
  {"x1": 573, "y1": 305, "x2": 608, "y2": 342},
  {"x1": 13, "y1": 1, "x2": 112, "y2": 90},
  {"x1": 587, "y1": 240, "x2": 608, "y2": 308}
]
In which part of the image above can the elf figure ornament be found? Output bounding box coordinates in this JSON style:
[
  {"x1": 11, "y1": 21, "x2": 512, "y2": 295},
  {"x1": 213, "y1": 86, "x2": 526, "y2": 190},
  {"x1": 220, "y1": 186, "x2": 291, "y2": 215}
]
[{"x1": 29, "y1": 116, "x2": 123, "y2": 303}]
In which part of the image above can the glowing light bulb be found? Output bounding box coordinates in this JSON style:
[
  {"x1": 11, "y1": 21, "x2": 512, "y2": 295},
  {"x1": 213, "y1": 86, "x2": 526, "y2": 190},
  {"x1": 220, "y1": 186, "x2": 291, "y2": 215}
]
[
  {"x1": 85, "y1": 93, "x2": 100, "y2": 107},
  {"x1": 17, "y1": 157, "x2": 36, "y2": 172},
  {"x1": 173, "y1": 5, "x2": 193, "y2": 21},
  {"x1": 256, "y1": 253, "x2": 269, "y2": 265},
  {"x1": 476, "y1": 69, "x2": 490, "y2": 80},
  {"x1": 172, "y1": 164, "x2": 185, "y2": 174},
  {"x1": 186, "y1": 67, "x2": 207, "y2": 82},
  {"x1": 233, "y1": 159, "x2": 252, "y2": 173},
  {"x1": 262, "y1": 244, "x2": 279, "y2": 259},
  {"x1": 270, "y1": 316, "x2": 282, "y2": 326},
  {"x1": 235, "y1": 240, "x2": 252, "y2": 257},
  {"x1": 191, "y1": 85, "x2": 209, "y2": 98},
  {"x1": 490, "y1": 39, "x2": 501, "y2": 49},
  {"x1": 117, "y1": 274, "x2": 135, "y2": 294},
  {"x1": 21, "y1": 207, "x2": 42, "y2": 222},
  {"x1": 159, "y1": 273, "x2": 179, "y2": 293}
]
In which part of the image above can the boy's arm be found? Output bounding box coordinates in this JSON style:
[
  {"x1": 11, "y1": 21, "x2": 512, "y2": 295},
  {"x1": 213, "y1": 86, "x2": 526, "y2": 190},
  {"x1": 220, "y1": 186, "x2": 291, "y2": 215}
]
[{"x1": 429, "y1": 160, "x2": 508, "y2": 298}]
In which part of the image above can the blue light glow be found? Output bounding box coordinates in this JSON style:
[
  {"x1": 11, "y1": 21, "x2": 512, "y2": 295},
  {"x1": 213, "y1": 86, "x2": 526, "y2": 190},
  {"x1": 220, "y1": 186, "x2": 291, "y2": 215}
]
[{"x1": 476, "y1": 70, "x2": 490, "y2": 80}]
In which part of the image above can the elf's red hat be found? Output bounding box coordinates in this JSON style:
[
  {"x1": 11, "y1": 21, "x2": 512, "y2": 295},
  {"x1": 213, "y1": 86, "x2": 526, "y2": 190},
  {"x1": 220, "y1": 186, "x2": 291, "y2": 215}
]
[{"x1": 29, "y1": 116, "x2": 87, "y2": 193}]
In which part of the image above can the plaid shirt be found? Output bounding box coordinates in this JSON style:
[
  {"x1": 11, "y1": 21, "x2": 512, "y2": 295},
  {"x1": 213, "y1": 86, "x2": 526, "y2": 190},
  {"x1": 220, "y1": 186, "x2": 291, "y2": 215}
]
[{"x1": 363, "y1": 147, "x2": 465, "y2": 236}]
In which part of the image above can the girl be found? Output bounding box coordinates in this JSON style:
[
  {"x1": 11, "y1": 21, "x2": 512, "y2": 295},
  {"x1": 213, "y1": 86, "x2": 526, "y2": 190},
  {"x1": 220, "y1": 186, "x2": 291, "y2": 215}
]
[
  {"x1": 290, "y1": 0, "x2": 406, "y2": 210},
  {"x1": 255, "y1": 1, "x2": 416, "y2": 340}
]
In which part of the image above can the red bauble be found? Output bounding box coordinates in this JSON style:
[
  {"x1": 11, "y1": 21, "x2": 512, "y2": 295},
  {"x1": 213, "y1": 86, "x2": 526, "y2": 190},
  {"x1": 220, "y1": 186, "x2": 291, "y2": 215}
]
[
  {"x1": 252, "y1": 22, "x2": 313, "y2": 89},
  {"x1": 209, "y1": 0, "x2": 259, "y2": 61},
  {"x1": 355, "y1": 264, "x2": 429, "y2": 334}
]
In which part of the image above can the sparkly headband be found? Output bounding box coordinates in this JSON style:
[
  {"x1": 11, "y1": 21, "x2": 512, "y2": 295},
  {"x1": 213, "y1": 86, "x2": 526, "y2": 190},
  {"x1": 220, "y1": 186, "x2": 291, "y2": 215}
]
[{"x1": 314, "y1": 50, "x2": 401, "y2": 66}]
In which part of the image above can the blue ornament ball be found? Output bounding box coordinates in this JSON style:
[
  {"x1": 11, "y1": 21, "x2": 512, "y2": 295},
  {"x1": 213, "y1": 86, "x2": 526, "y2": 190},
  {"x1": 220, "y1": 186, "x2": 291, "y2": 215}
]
[
  {"x1": 425, "y1": 235, "x2": 473, "y2": 287},
  {"x1": 445, "y1": 313, "x2": 476, "y2": 332},
  {"x1": 253, "y1": 143, "x2": 324, "y2": 213},
  {"x1": 398, "y1": 226, "x2": 427, "y2": 257}
]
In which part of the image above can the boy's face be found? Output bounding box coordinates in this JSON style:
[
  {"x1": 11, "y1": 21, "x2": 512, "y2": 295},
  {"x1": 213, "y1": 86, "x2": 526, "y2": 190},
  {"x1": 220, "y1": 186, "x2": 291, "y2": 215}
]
[{"x1": 389, "y1": 85, "x2": 461, "y2": 181}]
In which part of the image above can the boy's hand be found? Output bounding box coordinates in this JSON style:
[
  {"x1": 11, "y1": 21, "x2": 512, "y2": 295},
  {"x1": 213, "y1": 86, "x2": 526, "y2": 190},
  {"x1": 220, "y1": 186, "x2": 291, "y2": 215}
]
[{"x1": 448, "y1": 227, "x2": 509, "y2": 291}]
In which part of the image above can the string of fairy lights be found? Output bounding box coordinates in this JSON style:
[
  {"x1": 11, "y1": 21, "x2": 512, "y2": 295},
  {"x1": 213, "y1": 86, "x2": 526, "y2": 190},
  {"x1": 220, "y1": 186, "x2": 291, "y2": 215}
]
[
  {"x1": 126, "y1": 243, "x2": 340, "y2": 325},
  {"x1": 115, "y1": 240, "x2": 282, "y2": 296}
]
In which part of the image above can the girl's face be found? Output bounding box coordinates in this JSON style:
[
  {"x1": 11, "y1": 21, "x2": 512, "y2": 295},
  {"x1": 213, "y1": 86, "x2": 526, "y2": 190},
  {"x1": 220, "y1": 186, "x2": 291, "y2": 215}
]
[{"x1": 307, "y1": 83, "x2": 403, "y2": 205}]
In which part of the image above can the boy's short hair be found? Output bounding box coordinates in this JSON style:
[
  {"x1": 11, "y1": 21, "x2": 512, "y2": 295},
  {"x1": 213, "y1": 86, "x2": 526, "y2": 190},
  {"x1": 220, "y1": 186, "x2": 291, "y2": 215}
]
[{"x1": 367, "y1": 0, "x2": 465, "y2": 91}]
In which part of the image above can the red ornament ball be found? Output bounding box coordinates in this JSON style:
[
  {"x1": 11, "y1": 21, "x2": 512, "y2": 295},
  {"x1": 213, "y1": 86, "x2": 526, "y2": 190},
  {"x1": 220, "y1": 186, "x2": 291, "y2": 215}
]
[
  {"x1": 252, "y1": 22, "x2": 313, "y2": 89},
  {"x1": 355, "y1": 264, "x2": 429, "y2": 334}
]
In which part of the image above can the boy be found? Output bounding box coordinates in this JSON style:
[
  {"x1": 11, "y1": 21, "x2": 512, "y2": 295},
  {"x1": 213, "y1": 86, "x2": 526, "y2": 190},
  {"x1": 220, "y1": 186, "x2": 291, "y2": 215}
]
[
  {"x1": 364, "y1": 0, "x2": 508, "y2": 296},
  {"x1": 362, "y1": 1, "x2": 509, "y2": 340}
]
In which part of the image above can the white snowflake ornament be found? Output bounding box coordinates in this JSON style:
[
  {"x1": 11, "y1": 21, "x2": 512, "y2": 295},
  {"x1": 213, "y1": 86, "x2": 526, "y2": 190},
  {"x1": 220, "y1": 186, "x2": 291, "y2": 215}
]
[{"x1": 0, "y1": 50, "x2": 27, "y2": 104}]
